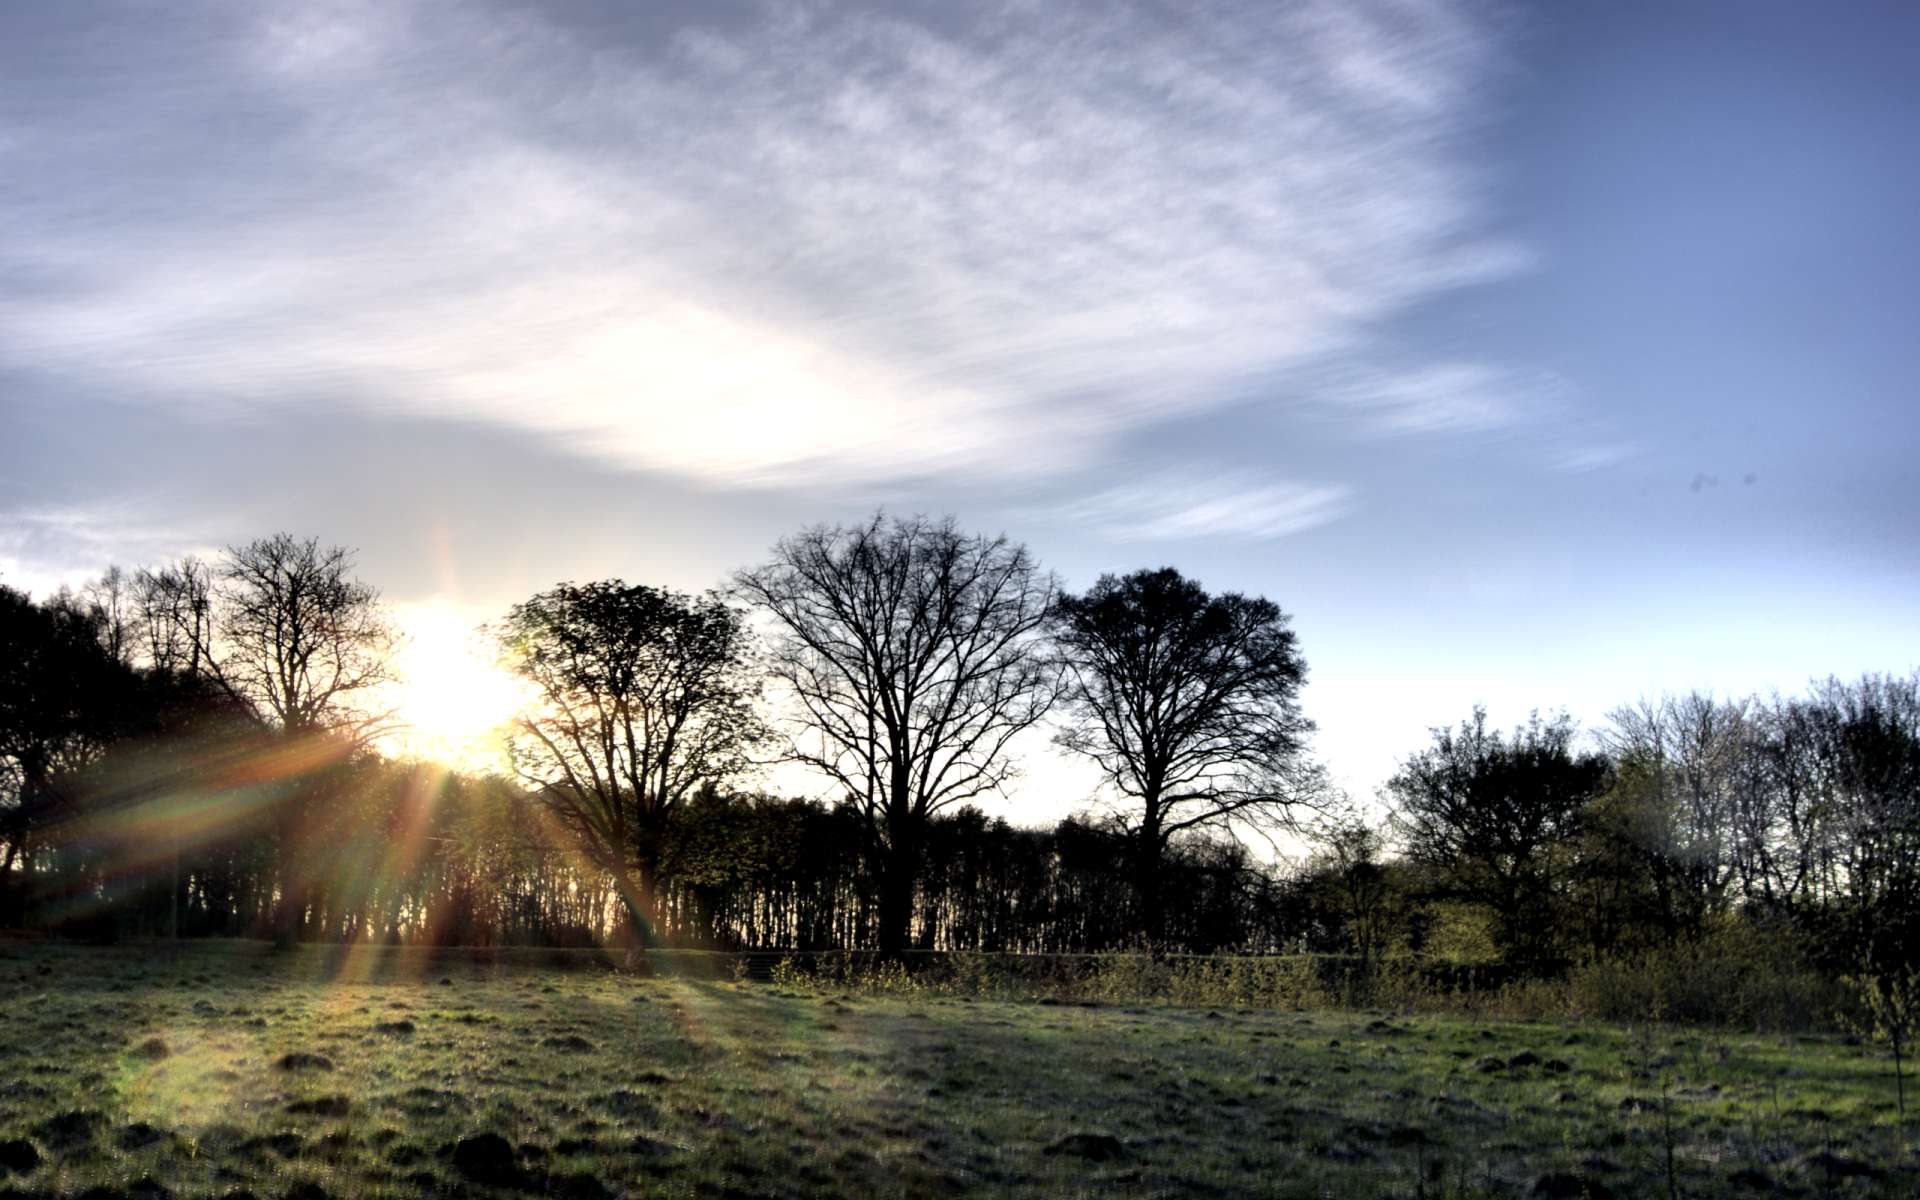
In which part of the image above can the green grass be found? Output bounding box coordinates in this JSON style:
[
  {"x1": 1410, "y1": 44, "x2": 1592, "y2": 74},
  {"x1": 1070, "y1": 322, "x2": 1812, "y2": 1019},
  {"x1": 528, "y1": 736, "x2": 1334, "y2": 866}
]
[{"x1": 0, "y1": 942, "x2": 1912, "y2": 1198}]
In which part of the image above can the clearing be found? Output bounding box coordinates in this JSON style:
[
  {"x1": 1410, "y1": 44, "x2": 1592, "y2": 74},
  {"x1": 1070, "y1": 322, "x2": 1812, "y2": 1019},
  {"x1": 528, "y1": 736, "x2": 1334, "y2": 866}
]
[{"x1": 0, "y1": 943, "x2": 1910, "y2": 1198}]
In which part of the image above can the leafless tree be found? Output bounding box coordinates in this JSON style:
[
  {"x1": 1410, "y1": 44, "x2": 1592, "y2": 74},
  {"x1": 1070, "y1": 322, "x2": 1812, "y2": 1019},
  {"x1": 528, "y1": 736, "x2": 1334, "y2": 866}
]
[
  {"x1": 1052, "y1": 567, "x2": 1318, "y2": 943},
  {"x1": 498, "y1": 581, "x2": 766, "y2": 948},
  {"x1": 1600, "y1": 693, "x2": 1752, "y2": 926},
  {"x1": 216, "y1": 535, "x2": 396, "y2": 739},
  {"x1": 213, "y1": 534, "x2": 398, "y2": 943},
  {"x1": 80, "y1": 565, "x2": 135, "y2": 667},
  {"x1": 735, "y1": 513, "x2": 1059, "y2": 955},
  {"x1": 133, "y1": 556, "x2": 215, "y2": 678},
  {"x1": 1814, "y1": 674, "x2": 1920, "y2": 953}
]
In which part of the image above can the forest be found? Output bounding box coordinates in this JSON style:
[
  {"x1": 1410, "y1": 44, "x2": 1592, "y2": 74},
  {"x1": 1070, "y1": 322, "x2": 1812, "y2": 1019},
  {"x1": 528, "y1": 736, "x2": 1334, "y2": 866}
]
[{"x1": 4, "y1": 515, "x2": 1917, "y2": 1023}]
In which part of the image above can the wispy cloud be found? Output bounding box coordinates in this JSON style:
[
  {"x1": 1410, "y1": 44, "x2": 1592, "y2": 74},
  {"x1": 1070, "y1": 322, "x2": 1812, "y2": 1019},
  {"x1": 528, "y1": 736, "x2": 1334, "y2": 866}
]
[
  {"x1": 1, "y1": 0, "x2": 1518, "y2": 486},
  {"x1": 1057, "y1": 474, "x2": 1353, "y2": 542},
  {"x1": 1550, "y1": 442, "x2": 1640, "y2": 472},
  {"x1": 1300, "y1": 360, "x2": 1567, "y2": 436},
  {"x1": 0, "y1": 506, "x2": 213, "y2": 598}
]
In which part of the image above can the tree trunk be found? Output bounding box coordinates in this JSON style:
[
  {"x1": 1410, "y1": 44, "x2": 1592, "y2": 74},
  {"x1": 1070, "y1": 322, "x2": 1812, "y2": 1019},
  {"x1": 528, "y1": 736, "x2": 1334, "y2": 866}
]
[
  {"x1": 878, "y1": 811, "x2": 918, "y2": 957},
  {"x1": 1135, "y1": 811, "x2": 1164, "y2": 948},
  {"x1": 272, "y1": 804, "x2": 303, "y2": 950},
  {"x1": 607, "y1": 857, "x2": 658, "y2": 955}
]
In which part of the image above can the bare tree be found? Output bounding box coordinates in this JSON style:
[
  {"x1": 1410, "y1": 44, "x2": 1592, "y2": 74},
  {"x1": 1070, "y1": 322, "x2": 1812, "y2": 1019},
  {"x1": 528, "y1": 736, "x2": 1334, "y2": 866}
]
[
  {"x1": 1052, "y1": 567, "x2": 1318, "y2": 943},
  {"x1": 1599, "y1": 693, "x2": 1752, "y2": 930},
  {"x1": 735, "y1": 513, "x2": 1058, "y2": 955},
  {"x1": 80, "y1": 565, "x2": 135, "y2": 667},
  {"x1": 213, "y1": 534, "x2": 398, "y2": 944},
  {"x1": 133, "y1": 556, "x2": 215, "y2": 678},
  {"x1": 498, "y1": 581, "x2": 766, "y2": 948},
  {"x1": 217, "y1": 535, "x2": 396, "y2": 739},
  {"x1": 1814, "y1": 674, "x2": 1920, "y2": 962}
]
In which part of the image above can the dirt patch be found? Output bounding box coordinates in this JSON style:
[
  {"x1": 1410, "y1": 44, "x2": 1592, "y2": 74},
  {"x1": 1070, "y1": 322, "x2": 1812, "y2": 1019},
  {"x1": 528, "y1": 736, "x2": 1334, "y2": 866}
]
[
  {"x1": 452, "y1": 1132, "x2": 524, "y2": 1187},
  {"x1": 274, "y1": 1052, "x2": 335, "y2": 1072},
  {"x1": 1043, "y1": 1132, "x2": 1125, "y2": 1162}
]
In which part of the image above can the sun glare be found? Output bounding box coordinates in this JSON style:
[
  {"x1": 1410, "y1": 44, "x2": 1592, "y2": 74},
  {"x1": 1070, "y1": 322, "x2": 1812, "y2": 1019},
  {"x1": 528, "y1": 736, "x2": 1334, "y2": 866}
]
[{"x1": 384, "y1": 599, "x2": 528, "y2": 773}]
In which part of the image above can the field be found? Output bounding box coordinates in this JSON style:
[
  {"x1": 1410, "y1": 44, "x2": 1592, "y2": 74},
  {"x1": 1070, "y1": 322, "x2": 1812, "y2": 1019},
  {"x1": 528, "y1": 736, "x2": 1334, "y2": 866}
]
[{"x1": 0, "y1": 943, "x2": 1911, "y2": 1199}]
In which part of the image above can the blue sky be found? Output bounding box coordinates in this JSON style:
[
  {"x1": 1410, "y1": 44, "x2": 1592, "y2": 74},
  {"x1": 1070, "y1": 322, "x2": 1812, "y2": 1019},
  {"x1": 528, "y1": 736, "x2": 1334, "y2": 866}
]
[{"x1": 3, "y1": 0, "x2": 1916, "y2": 816}]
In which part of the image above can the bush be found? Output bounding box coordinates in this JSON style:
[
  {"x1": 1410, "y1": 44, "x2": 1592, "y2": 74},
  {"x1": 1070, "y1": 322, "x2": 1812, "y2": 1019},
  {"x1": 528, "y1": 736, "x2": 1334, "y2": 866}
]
[
  {"x1": 1551, "y1": 917, "x2": 1839, "y2": 1032},
  {"x1": 745, "y1": 929, "x2": 1847, "y2": 1032}
]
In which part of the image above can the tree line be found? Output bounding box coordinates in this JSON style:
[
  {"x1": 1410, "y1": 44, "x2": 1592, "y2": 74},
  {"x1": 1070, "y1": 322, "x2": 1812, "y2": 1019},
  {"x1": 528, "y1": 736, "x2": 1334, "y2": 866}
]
[{"x1": 3, "y1": 515, "x2": 1916, "y2": 990}]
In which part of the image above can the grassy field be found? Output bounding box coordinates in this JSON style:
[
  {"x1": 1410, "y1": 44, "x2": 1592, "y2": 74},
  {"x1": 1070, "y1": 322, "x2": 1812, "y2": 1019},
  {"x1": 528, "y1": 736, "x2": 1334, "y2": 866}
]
[{"x1": 0, "y1": 942, "x2": 1911, "y2": 1199}]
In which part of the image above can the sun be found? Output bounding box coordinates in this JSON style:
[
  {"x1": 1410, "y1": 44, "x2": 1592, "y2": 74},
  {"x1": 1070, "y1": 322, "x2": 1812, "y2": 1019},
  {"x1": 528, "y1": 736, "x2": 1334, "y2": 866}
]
[{"x1": 383, "y1": 599, "x2": 529, "y2": 772}]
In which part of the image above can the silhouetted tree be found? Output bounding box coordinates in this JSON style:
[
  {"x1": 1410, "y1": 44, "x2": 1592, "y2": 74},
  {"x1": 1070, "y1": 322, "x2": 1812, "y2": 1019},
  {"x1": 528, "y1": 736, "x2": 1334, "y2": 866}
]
[
  {"x1": 132, "y1": 556, "x2": 215, "y2": 678},
  {"x1": 80, "y1": 565, "x2": 136, "y2": 667},
  {"x1": 1812, "y1": 674, "x2": 1920, "y2": 968},
  {"x1": 1305, "y1": 816, "x2": 1404, "y2": 971},
  {"x1": 498, "y1": 581, "x2": 766, "y2": 948},
  {"x1": 211, "y1": 534, "x2": 397, "y2": 945},
  {"x1": 1051, "y1": 567, "x2": 1318, "y2": 943},
  {"x1": 1389, "y1": 709, "x2": 1611, "y2": 967},
  {"x1": 215, "y1": 535, "x2": 396, "y2": 739},
  {"x1": 736, "y1": 513, "x2": 1059, "y2": 955},
  {"x1": 0, "y1": 585, "x2": 139, "y2": 918}
]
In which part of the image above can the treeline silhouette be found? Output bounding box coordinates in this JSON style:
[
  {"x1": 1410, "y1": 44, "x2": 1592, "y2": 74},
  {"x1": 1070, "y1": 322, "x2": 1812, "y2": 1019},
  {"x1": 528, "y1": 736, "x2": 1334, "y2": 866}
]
[{"x1": 3, "y1": 518, "x2": 1917, "y2": 999}]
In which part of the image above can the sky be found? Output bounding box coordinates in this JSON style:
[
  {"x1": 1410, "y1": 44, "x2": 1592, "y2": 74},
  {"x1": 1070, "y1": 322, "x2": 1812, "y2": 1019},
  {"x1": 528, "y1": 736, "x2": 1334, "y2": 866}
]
[{"x1": 3, "y1": 0, "x2": 1917, "y2": 824}]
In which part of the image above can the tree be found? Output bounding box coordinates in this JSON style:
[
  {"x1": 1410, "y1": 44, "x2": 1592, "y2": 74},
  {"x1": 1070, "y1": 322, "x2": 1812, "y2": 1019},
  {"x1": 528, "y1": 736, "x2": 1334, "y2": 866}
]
[
  {"x1": 498, "y1": 581, "x2": 766, "y2": 948},
  {"x1": 0, "y1": 585, "x2": 139, "y2": 914},
  {"x1": 1389, "y1": 708, "x2": 1611, "y2": 968},
  {"x1": 212, "y1": 534, "x2": 398, "y2": 944},
  {"x1": 216, "y1": 535, "x2": 396, "y2": 740},
  {"x1": 1051, "y1": 567, "x2": 1317, "y2": 943},
  {"x1": 1814, "y1": 674, "x2": 1920, "y2": 967},
  {"x1": 80, "y1": 565, "x2": 136, "y2": 667},
  {"x1": 132, "y1": 556, "x2": 215, "y2": 678},
  {"x1": 735, "y1": 513, "x2": 1059, "y2": 955},
  {"x1": 1307, "y1": 815, "x2": 1404, "y2": 974},
  {"x1": 1846, "y1": 956, "x2": 1919, "y2": 1120},
  {"x1": 1598, "y1": 693, "x2": 1753, "y2": 934}
]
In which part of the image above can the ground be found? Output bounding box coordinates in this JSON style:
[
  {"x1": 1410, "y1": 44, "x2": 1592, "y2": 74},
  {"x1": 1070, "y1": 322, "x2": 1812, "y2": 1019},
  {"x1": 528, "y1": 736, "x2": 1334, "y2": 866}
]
[{"x1": 0, "y1": 943, "x2": 1912, "y2": 1198}]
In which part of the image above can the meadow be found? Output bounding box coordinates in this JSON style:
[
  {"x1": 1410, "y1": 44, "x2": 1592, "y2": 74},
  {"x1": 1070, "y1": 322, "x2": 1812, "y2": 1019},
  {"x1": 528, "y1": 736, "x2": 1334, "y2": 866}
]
[{"x1": 0, "y1": 942, "x2": 1911, "y2": 1199}]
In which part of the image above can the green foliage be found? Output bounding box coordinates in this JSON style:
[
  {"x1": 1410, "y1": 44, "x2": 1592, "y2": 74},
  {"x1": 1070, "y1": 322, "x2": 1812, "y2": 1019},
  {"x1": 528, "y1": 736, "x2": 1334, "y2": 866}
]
[
  {"x1": 1843, "y1": 962, "x2": 1919, "y2": 1118},
  {"x1": 1515, "y1": 919, "x2": 1839, "y2": 1032},
  {"x1": 1389, "y1": 708, "x2": 1613, "y2": 967}
]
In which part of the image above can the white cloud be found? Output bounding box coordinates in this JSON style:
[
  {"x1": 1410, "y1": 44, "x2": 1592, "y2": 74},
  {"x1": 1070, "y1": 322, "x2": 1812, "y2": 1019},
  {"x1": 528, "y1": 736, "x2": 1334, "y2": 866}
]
[
  {"x1": 1550, "y1": 442, "x2": 1639, "y2": 472},
  {"x1": 1274, "y1": 358, "x2": 1568, "y2": 436},
  {"x1": 0, "y1": 506, "x2": 215, "y2": 599},
  {"x1": 0, "y1": 0, "x2": 1519, "y2": 486},
  {"x1": 1058, "y1": 474, "x2": 1353, "y2": 542}
]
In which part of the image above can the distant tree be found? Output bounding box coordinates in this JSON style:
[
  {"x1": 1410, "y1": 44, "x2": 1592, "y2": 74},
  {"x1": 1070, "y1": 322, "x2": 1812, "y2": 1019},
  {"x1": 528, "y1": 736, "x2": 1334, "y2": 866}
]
[
  {"x1": 1598, "y1": 693, "x2": 1754, "y2": 933},
  {"x1": 1307, "y1": 816, "x2": 1404, "y2": 972},
  {"x1": 0, "y1": 585, "x2": 138, "y2": 906},
  {"x1": 1812, "y1": 674, "x2": 1920, "y2": 967},
  {"x1": 216, "y1": 535, "x2": 396, "y2": 740},
  {"x1": 80, "y1": 565, "x2": 136, "y2": 666},
  {"x1": 212, "y1": 534, "x2": 398, "y2": 944},
  {"x1": 498, "y1": 581, "x2": 766, "y2": 948},
  {"x1": 1051, "y1": 567, "x2": 1318, "y2": 943},
  {"x1": 132, "y1": 556, "x2": 215, "y2": 678},
  {"x1": 736, "y1": 513, "x2": 1059, "y2": 955},
  {"x1": 1389, "y1": 708, "x2": 1611, "y2": 967}
]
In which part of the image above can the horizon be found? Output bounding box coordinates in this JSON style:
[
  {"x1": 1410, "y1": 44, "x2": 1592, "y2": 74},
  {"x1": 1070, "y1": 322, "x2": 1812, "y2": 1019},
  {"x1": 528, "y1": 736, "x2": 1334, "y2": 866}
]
[{"x1": 5, "y1": 0, "x2": 1918, "y2": 820}]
